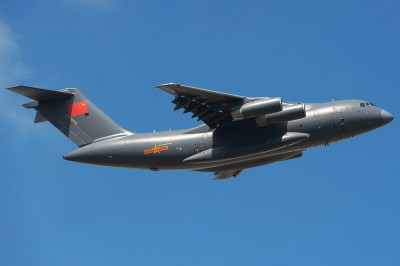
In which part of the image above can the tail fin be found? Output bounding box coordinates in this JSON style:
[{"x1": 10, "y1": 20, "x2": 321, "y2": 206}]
[{"x1": 7, "y1": 85, "x2": 132, "y2": 147}]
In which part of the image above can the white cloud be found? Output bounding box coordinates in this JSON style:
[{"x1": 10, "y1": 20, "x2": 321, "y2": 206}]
[
  {"x1": 0, "y1": 19, "x2": 32, "y2": 86},
  {"x1": 0, "y1": 19, "x2": 36, "y2": 138}
]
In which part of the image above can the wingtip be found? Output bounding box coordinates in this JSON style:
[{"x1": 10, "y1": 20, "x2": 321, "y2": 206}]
[
  {"x1": 154, "y1": 83, "x2": 181, "y2": 88},
  {"x1": 6, "y1": 85, "x2": 24, "y2": 91}
]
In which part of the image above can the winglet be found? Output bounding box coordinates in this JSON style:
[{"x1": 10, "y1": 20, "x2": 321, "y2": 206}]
[{"x1": 6, "y1": 85, "x2": 74, "y2": 101}]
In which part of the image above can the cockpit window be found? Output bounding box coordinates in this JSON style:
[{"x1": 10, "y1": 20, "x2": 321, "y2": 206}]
[
  {"x1": 366, "y1": 103, "x2": 370, "y2": 106},
  {"x1": 360, "y1": 103, "x2": 365, "y2": 107},
  {"x1": 370, "y1": 102, "x2": 376, "y2": 106}
]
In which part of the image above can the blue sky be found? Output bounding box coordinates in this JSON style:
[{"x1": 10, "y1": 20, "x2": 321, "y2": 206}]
[{"x1": 1, "y1": 0, "x2": 399, "y2": 265}]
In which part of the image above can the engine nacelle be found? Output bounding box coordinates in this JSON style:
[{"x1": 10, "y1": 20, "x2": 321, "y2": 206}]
[
  {"x1": 231, "y1": 97, "x2": 282, "y2": 119},
  {"x1": 255, "y1": 104, "x2": 306, "y2": 126}
]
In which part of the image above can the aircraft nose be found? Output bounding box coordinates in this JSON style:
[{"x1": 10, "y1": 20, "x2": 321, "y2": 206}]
[{"x1": 381, "y1": 109, "x2": 393, "y2": 125}]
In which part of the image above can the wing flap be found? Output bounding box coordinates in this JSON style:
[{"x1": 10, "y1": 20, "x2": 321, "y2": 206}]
[{"x1": 155, "y1": 83, "x2": 248, "y2": 129}]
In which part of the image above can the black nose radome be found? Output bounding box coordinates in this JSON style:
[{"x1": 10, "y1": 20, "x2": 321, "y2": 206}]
[{"x1": 381, "y1": 109, "x2": 394, "y2": 126}]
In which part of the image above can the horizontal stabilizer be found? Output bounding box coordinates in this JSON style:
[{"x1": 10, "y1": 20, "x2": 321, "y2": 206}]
[{"x1": 7, "y1": 85, "x2": 73, "y2": 101}]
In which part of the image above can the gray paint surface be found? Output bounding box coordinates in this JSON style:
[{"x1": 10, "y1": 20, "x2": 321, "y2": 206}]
[{"x1": 7, "y1": 84, "x2": 393, "y2": 179}]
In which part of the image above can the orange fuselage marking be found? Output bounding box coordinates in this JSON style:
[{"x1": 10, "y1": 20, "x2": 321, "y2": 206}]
[{"x1": 144, "y1": 145, "x2": 169, "y2": 155}]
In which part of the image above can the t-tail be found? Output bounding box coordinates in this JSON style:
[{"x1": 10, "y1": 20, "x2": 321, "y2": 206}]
[{"x1": 7, "y1": 85, "x2": 132, "y2": 147}]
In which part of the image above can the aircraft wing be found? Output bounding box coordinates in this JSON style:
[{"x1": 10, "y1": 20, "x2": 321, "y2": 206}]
[{"x1": 155, "y1": 83, "x2": 248, "y2": 129}]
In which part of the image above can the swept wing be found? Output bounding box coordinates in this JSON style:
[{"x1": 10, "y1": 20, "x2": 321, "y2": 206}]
[{"x1": 155, "y1": 83, "x2": 249, "y2": 129}]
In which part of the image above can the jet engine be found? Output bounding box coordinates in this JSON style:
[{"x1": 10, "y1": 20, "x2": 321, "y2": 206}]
[
  {"x1": 231, "y1": 97, "x2": 282, "y2": 119},
  {"x1": 255, "y1": 104, "x2": 306, "y2": 126}
]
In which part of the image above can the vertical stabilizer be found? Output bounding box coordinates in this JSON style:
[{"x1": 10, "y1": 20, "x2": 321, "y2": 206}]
[{"x1": 7, "y1": 85, "x2": 132, "y2": 147}]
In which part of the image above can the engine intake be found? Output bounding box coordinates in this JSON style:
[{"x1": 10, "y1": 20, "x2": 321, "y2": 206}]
[
  {"x1": 231, "y1": 97, "x2": 282, "y2": 119},
  {"x1": 255, "y1": 104, "x2": 306, "y2": 126}
]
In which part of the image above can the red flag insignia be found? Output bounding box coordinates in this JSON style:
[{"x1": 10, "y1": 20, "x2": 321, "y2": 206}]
[
  {"x1": 68, "y1": 101, "x2": 89, "y2": 117},
  {"x1": 144, "y1": 144, "x2": 169, "y2": 155}
]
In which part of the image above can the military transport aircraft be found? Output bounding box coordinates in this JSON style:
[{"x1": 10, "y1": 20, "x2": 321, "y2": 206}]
[{"x1": 7, "y1": 83, "x2": 393, "y2": 179}]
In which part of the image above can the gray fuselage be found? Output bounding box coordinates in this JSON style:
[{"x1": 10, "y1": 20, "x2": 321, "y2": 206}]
[{"x1": 63, "y1": 99, "x2": 392, "y2": 173}]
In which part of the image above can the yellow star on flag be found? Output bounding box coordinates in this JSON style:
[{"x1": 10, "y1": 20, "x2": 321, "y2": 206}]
[{"x1": 152, "y1": 145, "x2": 160, "y2": 154}]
